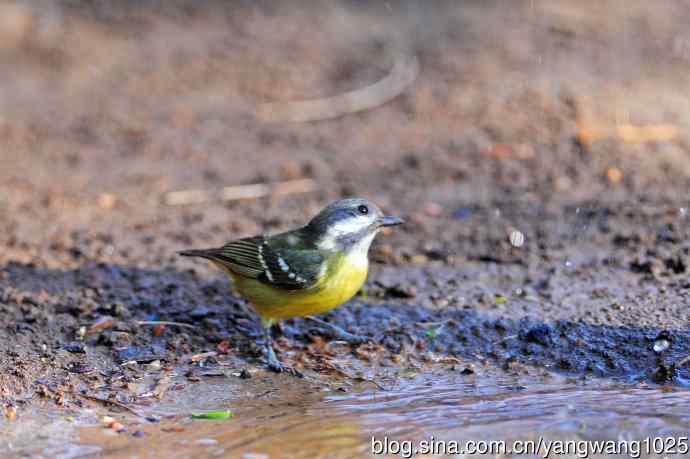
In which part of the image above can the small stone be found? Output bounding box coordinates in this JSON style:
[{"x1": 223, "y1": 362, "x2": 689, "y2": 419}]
[
  {"x1": 216, "y1": 340, "x2": 231, "y2": 354},
  {"x1": 508, "y1": 230, "x2": 525, "y2": 248},
  {"x1": 115, "y1": 346, "x2": 163, "y2": 364},
  {"x1": 520, "y1": 324, "x2": 552, "y2": 346},
  {"x1": 653, "y1": 339, "x2": 670, "y2": 353},
  {"x1": 102, "y1": 331, "x2": 132, "y2": 347},
  {"x1": 452, "y1": 207, "x2": 472, "y2": 220},
  {"x1": 190, "y1": 305, "x2": 211, "y2": 319},
  {"x1": 423, "y1": 201, "x2": 443, "y2": 217},
  {"x1": 4, "y1": 405, "x2": 17, "y2": 421},
  {"x1": 410, "y1": 254, "x2": 428, "y2": 264},
  {"x1": 606, "y1": 167, "x2": 623, "y2": 183},
  {"x1": 195, "y1": 438, "x2": 219, "y2": 446},
  {"x1": 63, "y1": 342, "x2": 86, "y2": 353},
  {"x1": 97, "y1": 193, "x2": 117, "y2": 210},
  {"x1": 384, "y1": 284, "x2": 417, "y2": 299},
  {"x1": 66, "y1": 362, "x2": 92, "y2": 373},
  {"x1": 153, "y1": 324, "x2": 166, "y2": 337}
]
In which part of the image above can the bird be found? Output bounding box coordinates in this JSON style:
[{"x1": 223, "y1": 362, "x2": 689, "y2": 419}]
[{"x1": 178, "y1": 198, "x2": 404, "y2": 375}]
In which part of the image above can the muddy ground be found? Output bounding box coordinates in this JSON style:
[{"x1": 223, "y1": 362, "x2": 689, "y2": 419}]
[{"x1": 1, "y1": 0, "x2": 690, "y2": 444}]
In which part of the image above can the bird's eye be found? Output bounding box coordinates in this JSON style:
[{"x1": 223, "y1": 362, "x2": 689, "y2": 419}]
[{"x1": 357, "y1": 204, "x2": 369, "y2": 215}]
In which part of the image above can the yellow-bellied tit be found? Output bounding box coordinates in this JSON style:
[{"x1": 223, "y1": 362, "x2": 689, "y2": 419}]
[{"x1": 179, "y1": 198, "x2": 403, "y2": 375}]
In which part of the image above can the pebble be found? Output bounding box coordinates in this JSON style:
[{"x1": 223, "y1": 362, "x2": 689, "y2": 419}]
[
  {"x1": 63, "y1": 342, "x2": 86, "y2": 353},
  {"x1": 97, "y1": 193, "x2": 117, "y2": 210},
  {"x1": 508, "y1": 230, "x2": 525, "y2": 247},
  {"x1": 521, "y1": 324, "x2": 552, "y2": 346},
  {"x1": 190, "y1": 305, "x2": 212, "y2": 319},
  {"x1": 606, "y1": 167, "x2": 623, "y2": 183},
  {"x1": 423, "y1": 201, "x2": 443, "y2": 217},
  {"x1": 653, "y1": 339, "x2": 670, "y2": 353},
  {"x1": 452, "y1": 207, "x2": 472, "y2": 219},
  {"x1": 195, "y1": 438, "x2": 219, "y2": 446}
]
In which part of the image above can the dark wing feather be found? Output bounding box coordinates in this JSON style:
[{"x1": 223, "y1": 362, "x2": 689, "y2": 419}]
[
  {"x1": 200, "y1": 234, "x2": 324, "y2": 290},
  {"x1": 258, "y1": 244, "x2": 324, "y2": 289},
  {"x1": 217, "y1": 238, "x2": 266, "y2": 278}
]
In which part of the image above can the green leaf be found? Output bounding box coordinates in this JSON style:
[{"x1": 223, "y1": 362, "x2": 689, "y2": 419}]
[
  {"x1": 191, "y1": 410, "x2": 233, "y2": 420},
  {"x1": 425, "y1": 328, "x2": 439, "y2": 338},
  {"x1": 494, "y1": 295, "x2": 507, "y2": 305}
]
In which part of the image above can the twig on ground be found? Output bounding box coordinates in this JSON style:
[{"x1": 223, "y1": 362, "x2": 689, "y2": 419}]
[
  {"x1": 164, "y1": 178, "x2": 317, "y2": 206},
  {"x1": 78, "y1": 394, "x2": 143, "y2": 417},
  {"x1": 256, "y1": 53, "x2": 419, "y2": 122}
]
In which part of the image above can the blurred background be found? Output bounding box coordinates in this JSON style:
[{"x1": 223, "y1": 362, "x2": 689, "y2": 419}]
[
  {"x1": 1, "y1": 0, "x2": 688, "y2": 267},
  {"x1": 2, "y1": 1, "x2": 690, "y2": 455}
]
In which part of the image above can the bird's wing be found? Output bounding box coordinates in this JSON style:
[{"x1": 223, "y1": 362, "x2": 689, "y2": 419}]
[{"x1": 209, "y1": 235, "x2": 325, "y2": 290}]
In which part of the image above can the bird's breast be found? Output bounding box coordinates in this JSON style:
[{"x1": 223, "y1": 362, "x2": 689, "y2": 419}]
[
  {"x1": 235, "y1": 252, "x2": 369, "y2": 321},
  {"x1": 319, "y1": 254, "x2": 369, "y2": 305}
]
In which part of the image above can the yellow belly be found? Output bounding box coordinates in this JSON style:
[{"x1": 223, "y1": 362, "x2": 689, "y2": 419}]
[{"x1": 225, "y1": 256, "x2": 368, "y2": 323}]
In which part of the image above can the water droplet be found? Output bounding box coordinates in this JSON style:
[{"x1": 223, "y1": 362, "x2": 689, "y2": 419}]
[
  {"x1": 509, "y1": 230, "x2": 525, "y2": 247},
  {"x1": 564, "y1": 260, "x2": 573, "y2": 268},
  {"x1": 679, "y1": 207, "x2": 688, "y2": 218},
  {"x1": 653, "y1": 339, "x2": 670, "y2": 353}
]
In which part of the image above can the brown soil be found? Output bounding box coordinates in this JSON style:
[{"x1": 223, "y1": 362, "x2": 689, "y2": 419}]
[{"x1": 2, "y1": 0, "x2": 690, "y2": 435}]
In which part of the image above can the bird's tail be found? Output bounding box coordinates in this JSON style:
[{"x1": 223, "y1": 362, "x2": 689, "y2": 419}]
[{"x1": 178, "y1": 249, "x2": 222, "y2": 260}]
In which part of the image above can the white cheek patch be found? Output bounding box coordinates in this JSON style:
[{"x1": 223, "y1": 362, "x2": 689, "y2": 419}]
[
  {"x1": 316, "y1": 215, "x2": 372, "y2": 250},
  {"x1": 328, "y1": 215, "x2": 372, "y2": 237}
]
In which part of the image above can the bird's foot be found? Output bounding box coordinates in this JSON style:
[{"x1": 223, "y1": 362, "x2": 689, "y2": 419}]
[
  {"x1": 267, "y1": 359, "x2": 303, "y2": 377},
  {"x1": 306, "y1": 316, "x2": 370, "y2": 345},
  {"x1": 265, "y1": 343, "x2": 303, "y2": 377}
]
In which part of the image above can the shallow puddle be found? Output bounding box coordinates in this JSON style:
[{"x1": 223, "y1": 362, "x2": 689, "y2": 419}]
[{"x1": 9, "y1": 372, "x2": 690, "y2": 459}]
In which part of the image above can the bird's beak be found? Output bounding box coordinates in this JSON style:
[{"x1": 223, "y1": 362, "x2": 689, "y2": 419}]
[{"x1": 380, "y1": 215, "x2": 404, "y2": 227}]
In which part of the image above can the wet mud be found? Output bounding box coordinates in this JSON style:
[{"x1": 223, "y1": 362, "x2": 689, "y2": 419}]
[{"x1": 2, "y1": 0, "x2": 690, "y2": 456}]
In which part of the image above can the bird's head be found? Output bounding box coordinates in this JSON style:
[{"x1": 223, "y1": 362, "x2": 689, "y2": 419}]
[{"x1": 305, "y1": 198, "x2": 404, "y2": 254}]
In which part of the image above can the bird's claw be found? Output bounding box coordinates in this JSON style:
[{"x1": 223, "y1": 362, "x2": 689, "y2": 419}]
[
  {"x1": 267, "y1": 359, "x2": 303, "y2": 378},
  {"x1": 264, "y1": 342, "x2": 303, "y2": 377}
]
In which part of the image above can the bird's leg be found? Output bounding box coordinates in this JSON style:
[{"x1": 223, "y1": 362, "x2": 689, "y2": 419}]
[
  {"x1": 305, "y1": 316, "x2": 369, "y2": 345},
  {"x1": 262, "y1": 320, "x2": 302, "y2": 377}
]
